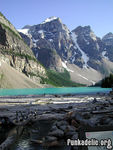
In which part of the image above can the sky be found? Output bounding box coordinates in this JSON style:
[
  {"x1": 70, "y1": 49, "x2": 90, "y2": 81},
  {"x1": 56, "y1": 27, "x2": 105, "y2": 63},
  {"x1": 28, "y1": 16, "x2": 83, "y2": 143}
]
[{"x1": 1, "y1": 0, "x2": 113, "y2": 38}]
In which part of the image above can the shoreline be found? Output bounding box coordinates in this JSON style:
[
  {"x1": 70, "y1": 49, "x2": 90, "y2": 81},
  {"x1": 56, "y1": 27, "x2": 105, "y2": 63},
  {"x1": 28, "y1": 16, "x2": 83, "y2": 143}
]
[
  {"x1": 0, "y1": 91, "x2": 109, "y2": 99},
  {"x1": 0, "y1": 93, "x2": 112, "y2": 119},
  {"x1": 0, "y1": 93, "x2": 113, "y2": 149}
]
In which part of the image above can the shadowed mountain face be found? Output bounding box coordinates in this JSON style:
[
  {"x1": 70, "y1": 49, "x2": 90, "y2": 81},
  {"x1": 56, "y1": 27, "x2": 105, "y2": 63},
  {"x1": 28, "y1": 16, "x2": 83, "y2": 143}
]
[{"x1": 18, "y1": 17, "x2": 113, "y2": 85}]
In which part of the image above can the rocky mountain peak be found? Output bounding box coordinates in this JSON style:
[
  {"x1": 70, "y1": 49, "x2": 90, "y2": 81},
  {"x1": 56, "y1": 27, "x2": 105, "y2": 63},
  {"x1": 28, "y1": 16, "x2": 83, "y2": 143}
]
[
  {"x1": 72, "y1": 26, "x2": 91, "y2": 34},
  {"x1": 22, "y1": 25, "x2": 31, "y2": 29},
  {"x1": 41, "y1": 16, "x2": 61, "y2": 24},
  {"x1": 72, "y1": 25, "x2": 97, "y2": 41},
  {"x1": 18, "y1": 16, "x2": 113, "y2": 85},
  {"x1": 102, "y1": 32, "x2": 113, "y2": 46}
]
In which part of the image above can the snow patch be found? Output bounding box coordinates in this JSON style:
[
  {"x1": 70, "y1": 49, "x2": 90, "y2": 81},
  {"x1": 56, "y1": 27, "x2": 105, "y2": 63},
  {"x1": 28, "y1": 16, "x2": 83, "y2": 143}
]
[
  {"x1": 102, "y1": 51, "x2": 109, "y2": 60},
  {"x1": 71, "y1": 32, "x2": 89, "y2": 68},
  {"x1": 78, "y1": 74, "x2": 89, "y2": 81},
  {"x1": 83, "y1": 37, "x2": 90, "y2": 45},
  {"x1": 77, "y1": 74, "x2": 95, "y2": 85},
  {"x1": 32, "y1": 38, "x2": 39, "y2": 47},
  {"x1": 18, "y1": 29, "x2": 29, "y2": 35},
  {"x1": 62, "y1": 61, "x2": 74, "y2": 72},
  {"x1": 36, "y1": 52, "x2": 38, "y2": 59},
  {"x1": 38, "y1": 30, "x2": 45, "y2": 38},
  {"x1": 32, "y1": 38, "x2": 39, "y2": 43},
  {"x1": 48, "y1": 39, "x2": 53, "y2": 42},
  {"x1": 71, "y1": 52, "x2": 76, "y2": 63},
  {"x1": 38, "y1": 30, "x2": 44, "y2": 34},
  {"x1": 41, "y1": 17, "x2": 58, "y2": 24},
  {"x1": 86, "y1": 41, "x2": 89, "y2": 45}
]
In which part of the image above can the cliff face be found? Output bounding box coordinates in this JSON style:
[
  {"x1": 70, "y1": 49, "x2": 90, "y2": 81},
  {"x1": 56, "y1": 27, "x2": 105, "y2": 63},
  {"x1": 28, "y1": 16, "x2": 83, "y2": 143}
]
[
  {"x1": 19, "y1": 17, "x2": 113, "y2": 85},
  {"x1": 0, "y1": 13, "x2": 46, "y2": 87}
]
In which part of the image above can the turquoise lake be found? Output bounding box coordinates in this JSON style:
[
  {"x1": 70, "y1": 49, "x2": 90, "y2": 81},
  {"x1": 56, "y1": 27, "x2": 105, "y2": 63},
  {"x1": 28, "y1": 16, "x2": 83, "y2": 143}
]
[{"x1": 0, "y1": 87, "x2": 112, "y2": 96}]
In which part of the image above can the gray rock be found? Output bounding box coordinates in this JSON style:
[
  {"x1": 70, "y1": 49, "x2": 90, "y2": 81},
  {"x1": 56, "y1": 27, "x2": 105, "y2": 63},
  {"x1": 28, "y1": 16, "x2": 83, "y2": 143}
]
[
  {"x1": 92, "y1": 98, "x2": 97, "y2": 104},
  {"x1": 43, "y1": 140, "x2": 61, "y2": 147},
  {"x1": 45, "y1": 136, "x2": 57, "y2": 142},
  {"x1": 59, "y1": 125, "x2": 67, "y2": 131},
  {"x1": 67, "y1": 125, "x2": 76, "y2": 132},
  {"x1": 48, "y1": 129, "x2": 64, "y2": 137},
  {"x1": 72, "y1": 146, "x2": 79, "y2": 150},
  {"x1": 50, "y1": 125, "x2": 58, "y2": 131},
  {"x1": 108, "y1": 120, "x2": 113, "y2": 126},
  {"x1": 56, "y1": 120, "x2": 68, "y2": 127},
  {"x1": 71, "y1": 132, "x2": 78, "y2": 140},
  {"x1": 65, "y1": 131, "x2": 76, "y2": 139}
]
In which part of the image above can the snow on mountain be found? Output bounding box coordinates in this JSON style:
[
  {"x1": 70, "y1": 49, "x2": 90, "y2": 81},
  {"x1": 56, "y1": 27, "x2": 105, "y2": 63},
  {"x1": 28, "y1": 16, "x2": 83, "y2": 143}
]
[
  {"x1": 71, "y1": 32, "x2": 89, "y2": 68},
  {"x1": 62, "y1": 61, "x2": 74, "y2": 72},
  {"x1": 49, "y1": 39, "x2": 53, "y2": 42},
  {"x1": 18, "y1": 17, "x2": 113, "y2": 85},
  {"x1": 38, "y1": 30, "x2": 45, "y2": 38},
  {"x1": 77, "y1": 74, "x2": 95, "y2": 85},
  {"x1": 71, "y1": 52, "x2": 77, "y2": 63},
  {"x1": 102, "y1": 51, "x2": 109, "y2": 60},
  {"x1": 41, "y1": 16, "x2": 58, "y2": 24},
  {"x1": 18, "y1": 29, "x2": 29, "y2": 35}
]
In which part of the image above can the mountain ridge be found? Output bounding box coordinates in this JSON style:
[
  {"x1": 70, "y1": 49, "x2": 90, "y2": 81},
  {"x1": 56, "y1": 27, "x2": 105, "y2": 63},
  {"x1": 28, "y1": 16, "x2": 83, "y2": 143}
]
[
  {"x1": 18, "y1": 17, "x2": 113, "y2": 85},
  {"x1": 0, "y1": 12, "x2": 48, "y2": 88}
]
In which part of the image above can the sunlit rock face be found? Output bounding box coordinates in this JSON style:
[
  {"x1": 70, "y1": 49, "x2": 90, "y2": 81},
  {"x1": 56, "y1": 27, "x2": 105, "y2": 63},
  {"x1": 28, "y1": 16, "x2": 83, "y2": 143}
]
[{"x1": 0, "y1": 13, "x2": 47, "y2": 85}]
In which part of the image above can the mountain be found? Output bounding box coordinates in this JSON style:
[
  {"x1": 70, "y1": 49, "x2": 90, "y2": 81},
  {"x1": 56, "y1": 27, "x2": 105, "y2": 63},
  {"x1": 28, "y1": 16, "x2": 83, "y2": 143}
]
[
  {"x1": 0, "y1": 12, "x2": 47, "y2": 88},
  {"x1": 102, "y1": 32, "x2": 113, "y2": 62},
  {"x1": 18, "y1": 17, "x2": 113, "y2": 85},
  {"x1": 102, "y1": 32, "x2": 113, "y2": 46},
  {"x1": 0, "y1": 13, "x2": 79, "y2": 88},
  {"x1": 0, "y1": 61, "x2": 43, "y2": 88}
]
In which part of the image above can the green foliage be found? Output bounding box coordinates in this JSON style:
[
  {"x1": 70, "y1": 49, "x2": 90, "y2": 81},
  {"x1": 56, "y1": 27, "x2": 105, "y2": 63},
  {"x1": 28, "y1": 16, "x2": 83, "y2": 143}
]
[
  {"x1": 0, "y1": 73, "x2": 4, "y2": 80},
  {"x1": 27, "y1": 72, "x2": 37, "y2": 77},
  {"x1": 40, "y1": 69, "x2": 83, "y2": 87},
  {"x1": 0, "y1": 73, "x2": 4, "y2": 88},
  {"x1": 1, "y1": 49, "x2": 37, "y2": 62},
  {"x1": 101, "y1": 74, "x2": 113, "y2": 88}
]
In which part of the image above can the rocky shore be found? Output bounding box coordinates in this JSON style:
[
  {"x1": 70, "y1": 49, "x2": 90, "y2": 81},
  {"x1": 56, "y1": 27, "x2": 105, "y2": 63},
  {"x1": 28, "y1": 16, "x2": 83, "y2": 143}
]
[{"x1": 0, "y1": 93, "x2": 113, "y2": 149}]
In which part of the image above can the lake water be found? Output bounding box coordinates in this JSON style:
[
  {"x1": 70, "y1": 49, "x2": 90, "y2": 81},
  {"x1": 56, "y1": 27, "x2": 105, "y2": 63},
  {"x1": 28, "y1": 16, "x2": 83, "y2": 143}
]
[{"x1": 0, "y1": 87, "x2": 111, "y2": 96}]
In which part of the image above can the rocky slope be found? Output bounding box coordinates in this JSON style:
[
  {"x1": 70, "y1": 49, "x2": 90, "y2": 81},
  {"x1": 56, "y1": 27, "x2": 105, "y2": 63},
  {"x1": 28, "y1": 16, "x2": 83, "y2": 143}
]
[
  {"x1": 0, "y1": 61, "x2": 43, "y2": 88},
  {"x1": 0, "y1": 12, "x2": 47, "y2": 88},
  {"x1": 18, "y1": 17, "x2": 113, "y2": 85},
  {"x1": 102, "y1": 32, "x2": 113, "y2": 62}
]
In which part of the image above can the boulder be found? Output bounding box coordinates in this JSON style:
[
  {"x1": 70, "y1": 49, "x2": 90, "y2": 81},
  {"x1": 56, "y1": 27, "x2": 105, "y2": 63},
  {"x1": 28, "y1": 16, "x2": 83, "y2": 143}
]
[
  {"x1": 71, "y1": 119, "x2": 79, "y2": 128},
  {"x1": 31, "y1": 139, "x2": 43, "y2": 144},
  {"x1": 43, "y1": 140, "x2": 61, "y2": 147},
  {"x1": 59, "y1": 125, "x2": 67, "y2": 131},
  {"x1": 65, "y1": 131, "x2": 76, "y2": 138},
  {"x1": 92, "y1": 98, "x2": 97, "y2": 104},
  {"x1": 50, "y1": 125, "x2": 58, "y2": 131},
  {"x1": 71, "y1": 132, "x2": 78, "y2": 140},
  {"x1": 65, "y1": 125, "x2": 76, "y2": 138},
  {"x1": 66, "y1": 125, "x2": 76, "y2": 132},
  {"x1": 44, "y1": 136, "x2": 57, "y2": 142},
  {"x1": 48, "y1": 129, "x2": 64, "y2": 137},
  {"x1": 56, "y1": 120, "x2": 68, "y2": 128}
]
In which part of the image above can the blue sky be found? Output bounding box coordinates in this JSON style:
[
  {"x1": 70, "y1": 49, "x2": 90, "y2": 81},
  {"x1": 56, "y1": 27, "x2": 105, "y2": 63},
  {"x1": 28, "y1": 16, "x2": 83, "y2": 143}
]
[{"x1": 1, "y1": 0, "x2": 113, "y2": 38}]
